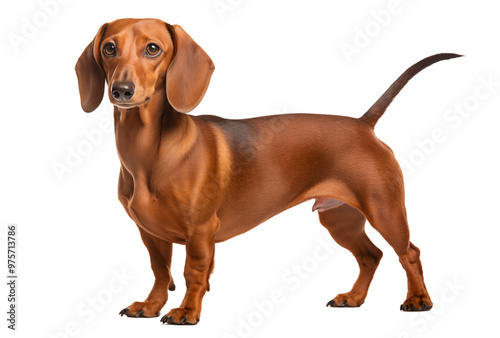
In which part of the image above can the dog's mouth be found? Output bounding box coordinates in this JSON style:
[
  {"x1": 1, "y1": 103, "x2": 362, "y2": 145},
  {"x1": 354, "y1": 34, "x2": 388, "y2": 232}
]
[{"x1": 112, "y1": 97, "x2": 151, "y2": 109}]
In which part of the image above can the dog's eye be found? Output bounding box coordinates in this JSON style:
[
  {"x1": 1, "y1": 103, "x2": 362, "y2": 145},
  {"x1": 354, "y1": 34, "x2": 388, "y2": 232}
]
[
  {"x1": 103, "y1": 42, "x2": 116, "y2": 57},
  {"x1": 146, "y1": 43, "x2": 161, "y2": 57}
]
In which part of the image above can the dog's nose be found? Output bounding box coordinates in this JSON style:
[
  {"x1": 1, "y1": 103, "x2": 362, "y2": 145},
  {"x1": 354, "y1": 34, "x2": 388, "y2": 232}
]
[{"x1": 111, "y1": 81, "x2": 135, "y2": 101}]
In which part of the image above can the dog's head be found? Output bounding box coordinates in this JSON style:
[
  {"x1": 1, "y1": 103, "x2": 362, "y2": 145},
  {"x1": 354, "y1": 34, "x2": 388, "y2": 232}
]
[{"x1": 75, "y1": 18, "x2": 214, "y2": 113}]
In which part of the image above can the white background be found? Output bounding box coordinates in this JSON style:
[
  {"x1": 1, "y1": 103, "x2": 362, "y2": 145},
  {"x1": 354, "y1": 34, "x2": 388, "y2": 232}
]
[{"x1": 1, "y1": 0, "x2": 499, "y2": 337}]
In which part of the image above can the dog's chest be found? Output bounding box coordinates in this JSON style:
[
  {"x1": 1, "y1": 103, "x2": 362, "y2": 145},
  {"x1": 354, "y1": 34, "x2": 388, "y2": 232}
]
[
  {"x1": 118, "y1": 172, "x2": 187, "y2": 243},
  {"x1": 114, "y1": 129, "x2": 187, "y2": 242}
]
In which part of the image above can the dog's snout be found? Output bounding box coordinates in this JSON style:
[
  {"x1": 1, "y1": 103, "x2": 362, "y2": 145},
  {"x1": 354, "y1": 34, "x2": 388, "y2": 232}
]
[{"x1": 111, "y1": 81, "x2": 135, "y2": 101}]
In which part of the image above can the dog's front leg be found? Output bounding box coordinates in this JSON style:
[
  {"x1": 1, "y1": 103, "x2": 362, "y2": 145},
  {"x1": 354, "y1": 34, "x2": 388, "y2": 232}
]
[
  {"x1": 161, "y1": 217, "x2": 219, "y2": 325},
  {"x1": 120, "y1": 228, "x2": 175, "y2": 318}
]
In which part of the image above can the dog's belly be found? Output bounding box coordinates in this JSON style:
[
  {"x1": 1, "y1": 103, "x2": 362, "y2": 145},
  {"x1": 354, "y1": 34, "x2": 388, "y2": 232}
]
[{"x1": 214, "y1": 179, "x2": 355, "y2": 242}]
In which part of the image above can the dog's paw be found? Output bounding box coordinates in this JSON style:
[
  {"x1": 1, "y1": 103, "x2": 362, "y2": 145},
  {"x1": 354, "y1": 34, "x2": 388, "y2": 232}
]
[
  {"x1": 160, "y1": 307, "x2": 200, "y2": 325},
  {"x1": 326, "y1": 291, "x2": 365, "y2": 308},
  {"x1": 119, "y1": 300, "x2": 165, "y2": 318},
  {"x1": 400, "y1": 295, "x2": 433, "y2": 311}
]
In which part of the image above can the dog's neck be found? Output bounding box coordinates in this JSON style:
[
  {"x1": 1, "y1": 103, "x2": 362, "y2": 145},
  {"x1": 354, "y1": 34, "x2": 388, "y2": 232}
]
[{"x1": 113, "y1": 89, "x2": 197, "y2": 176}]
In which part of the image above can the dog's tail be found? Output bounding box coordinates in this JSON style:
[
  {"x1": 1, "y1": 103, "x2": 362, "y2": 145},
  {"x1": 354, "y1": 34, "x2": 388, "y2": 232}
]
[{"x1": 359, "y1": 53, "x2": 463, "y2": 128}]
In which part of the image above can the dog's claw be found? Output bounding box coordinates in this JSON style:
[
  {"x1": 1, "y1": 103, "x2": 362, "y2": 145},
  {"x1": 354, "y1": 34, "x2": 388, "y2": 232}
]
[
  {"x1": 401, "y1": 302, "x2": 432, "y2": 311},
  {"x1": 159, "y1": 314, "x2": 199, "y2": 325},
  {"x1": 120, "y1": 307, "x2": 159, "y2": 318},
  {"x1": 326, "y1": 299, "x2": 356, "y2": 307},
  {"x1": 119, "y1": 308, "x2": 130, "y2": 317},
  {"x1": 162, "y1": 315, "x2": 175, "y2": 324},
  {"x1": 166, "y1": 316, "x2": 177, "y2": 325}
]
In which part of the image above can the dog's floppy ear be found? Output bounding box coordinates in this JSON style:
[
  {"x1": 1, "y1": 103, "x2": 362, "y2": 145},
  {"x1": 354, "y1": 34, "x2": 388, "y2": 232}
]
[
  {"x1": 75, "y1": 24, "x2": 107, "y2": 113},
  {"x1": 166, "y1": 24, "x2": 215, "y2": 113}
]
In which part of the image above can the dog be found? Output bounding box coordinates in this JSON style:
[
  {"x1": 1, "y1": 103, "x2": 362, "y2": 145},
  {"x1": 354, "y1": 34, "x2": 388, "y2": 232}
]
[{"x1": 75, "y1": 18, "x2": 461, "y2": 325}]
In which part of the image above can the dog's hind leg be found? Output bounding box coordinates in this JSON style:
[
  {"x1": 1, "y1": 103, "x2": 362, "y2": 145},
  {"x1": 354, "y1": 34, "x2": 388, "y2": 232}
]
[
  {"x1": 319, "y1": 202, "x2": 383, "y2": 307},
  {"x1": 363, "y1": 198, "x2": 433, "y2": 311},
  {"x1": 357, "y1": 159, "x2": 433, "y2": 311}
]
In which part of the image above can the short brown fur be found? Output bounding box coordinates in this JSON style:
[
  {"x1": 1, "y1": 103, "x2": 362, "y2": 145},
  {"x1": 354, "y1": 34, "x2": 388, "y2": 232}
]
[{"x1": 75, "y1": 18, "x2": 461, "y2": 324}]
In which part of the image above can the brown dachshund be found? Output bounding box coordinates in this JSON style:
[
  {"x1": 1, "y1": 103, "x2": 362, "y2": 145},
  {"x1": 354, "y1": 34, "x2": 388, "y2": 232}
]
[{"x1": 75, "y1": 18, "x2": 461, "y2": 325}]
